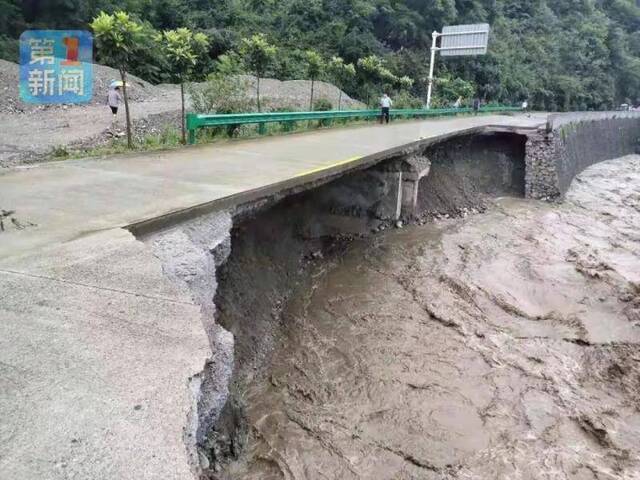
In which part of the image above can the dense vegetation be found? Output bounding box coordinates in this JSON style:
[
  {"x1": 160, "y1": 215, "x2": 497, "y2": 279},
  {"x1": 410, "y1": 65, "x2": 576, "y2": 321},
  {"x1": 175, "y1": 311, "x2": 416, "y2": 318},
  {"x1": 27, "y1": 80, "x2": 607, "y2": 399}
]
[{"x1": 2, "y1": 0, "x2": 640, "y2": 110}]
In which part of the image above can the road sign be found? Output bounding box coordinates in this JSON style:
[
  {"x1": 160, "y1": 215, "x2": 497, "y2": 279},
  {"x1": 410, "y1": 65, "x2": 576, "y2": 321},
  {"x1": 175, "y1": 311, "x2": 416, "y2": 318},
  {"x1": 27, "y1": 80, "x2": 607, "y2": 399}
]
[
  {"x1": 440, "y1": 23, "x2": 490, "y2": 57},
  {"x1": 426, "y1": 23, "x2": 491, "y2": 108}
]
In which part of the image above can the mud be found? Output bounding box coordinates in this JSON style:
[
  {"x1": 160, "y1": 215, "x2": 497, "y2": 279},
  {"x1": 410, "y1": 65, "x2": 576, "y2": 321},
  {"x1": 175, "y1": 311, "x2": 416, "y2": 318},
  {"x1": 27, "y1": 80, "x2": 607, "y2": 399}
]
[
  {"x1": 211, "y1": 155, "x2": 640, "y2": 479},
  {"x1": 418, "y1": 132, "x2": 527, "y2": 216}
]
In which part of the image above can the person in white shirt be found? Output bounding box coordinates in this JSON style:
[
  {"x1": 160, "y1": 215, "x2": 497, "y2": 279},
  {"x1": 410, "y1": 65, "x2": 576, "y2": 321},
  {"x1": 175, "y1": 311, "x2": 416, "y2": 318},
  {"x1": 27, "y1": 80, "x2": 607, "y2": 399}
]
[
  {"x1": 107, "y1": 85, "x2": 123, "y2": 134},
  {"x1": 108, "y1": 86, "x2": 122, "y2": 119},
  {"x1": 380, "y1": 93, "x2": 392, "y2": 124}
]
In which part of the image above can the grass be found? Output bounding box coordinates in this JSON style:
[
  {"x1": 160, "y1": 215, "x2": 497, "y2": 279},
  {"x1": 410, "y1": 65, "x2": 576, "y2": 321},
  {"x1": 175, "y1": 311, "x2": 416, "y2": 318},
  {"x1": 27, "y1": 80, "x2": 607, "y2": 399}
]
[{"x1": 65, "y1": 126, "x2": 186, "y2": 159}]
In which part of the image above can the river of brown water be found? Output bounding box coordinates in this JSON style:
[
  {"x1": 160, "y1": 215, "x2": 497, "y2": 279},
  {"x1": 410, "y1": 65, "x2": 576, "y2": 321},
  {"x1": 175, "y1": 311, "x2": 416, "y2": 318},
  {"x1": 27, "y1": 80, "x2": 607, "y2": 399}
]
[{"x1": 223, "y1": 155, "x2": 640, "y2": 480}]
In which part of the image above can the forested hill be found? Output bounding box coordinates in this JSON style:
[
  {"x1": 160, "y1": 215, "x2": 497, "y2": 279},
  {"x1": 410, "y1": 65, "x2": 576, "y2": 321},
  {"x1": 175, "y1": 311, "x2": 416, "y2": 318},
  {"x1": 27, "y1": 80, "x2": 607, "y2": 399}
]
[{"x1": 2, "y1": 0, "x2": 640, "y2": 110}]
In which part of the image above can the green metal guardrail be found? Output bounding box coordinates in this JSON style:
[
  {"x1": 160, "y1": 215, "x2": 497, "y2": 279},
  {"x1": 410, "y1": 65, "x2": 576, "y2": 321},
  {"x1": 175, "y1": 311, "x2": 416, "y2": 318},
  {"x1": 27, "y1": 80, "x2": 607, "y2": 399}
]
[{"x1": 186, "y1": 106, "x2": 522, "y2": 144}]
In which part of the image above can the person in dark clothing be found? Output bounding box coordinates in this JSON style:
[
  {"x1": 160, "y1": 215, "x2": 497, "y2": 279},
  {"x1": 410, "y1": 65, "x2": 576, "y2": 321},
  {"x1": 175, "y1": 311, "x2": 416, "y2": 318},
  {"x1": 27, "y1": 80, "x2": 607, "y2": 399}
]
[{"x1": 472, "y1": 97, "x2": 481, "y2": 114}]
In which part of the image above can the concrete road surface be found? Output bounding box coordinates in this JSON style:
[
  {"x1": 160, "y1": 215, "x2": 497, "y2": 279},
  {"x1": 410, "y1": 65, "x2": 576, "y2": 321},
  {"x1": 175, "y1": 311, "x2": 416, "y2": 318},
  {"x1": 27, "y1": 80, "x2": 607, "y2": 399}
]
[
  {"x1": 0, "y1": 114, "x2": 545, "y2": 260},
  {"x1": 0, "y1": 114, "x2": 547, "y2": 480}
]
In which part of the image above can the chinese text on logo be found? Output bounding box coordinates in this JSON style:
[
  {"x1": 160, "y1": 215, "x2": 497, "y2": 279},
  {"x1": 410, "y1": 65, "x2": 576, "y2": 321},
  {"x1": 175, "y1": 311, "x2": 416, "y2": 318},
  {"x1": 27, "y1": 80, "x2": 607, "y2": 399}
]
[{"x1": 19, "y1": 30, "x2": 93, "y2": 104}]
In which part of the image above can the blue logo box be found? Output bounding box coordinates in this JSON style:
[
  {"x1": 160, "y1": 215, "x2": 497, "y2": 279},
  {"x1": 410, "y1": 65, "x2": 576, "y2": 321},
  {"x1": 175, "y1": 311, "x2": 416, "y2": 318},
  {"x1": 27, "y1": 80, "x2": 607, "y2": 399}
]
[{"x1": 20, "y1": 30, "x2": 93, "y2": 104}]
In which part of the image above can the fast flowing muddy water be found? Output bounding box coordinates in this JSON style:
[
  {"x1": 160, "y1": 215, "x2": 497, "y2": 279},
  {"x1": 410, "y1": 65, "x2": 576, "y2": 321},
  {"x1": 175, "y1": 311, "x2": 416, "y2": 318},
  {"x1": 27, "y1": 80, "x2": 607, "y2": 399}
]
[{"x1": 221, "y1": 155, "x2": 640, "y2": 480}]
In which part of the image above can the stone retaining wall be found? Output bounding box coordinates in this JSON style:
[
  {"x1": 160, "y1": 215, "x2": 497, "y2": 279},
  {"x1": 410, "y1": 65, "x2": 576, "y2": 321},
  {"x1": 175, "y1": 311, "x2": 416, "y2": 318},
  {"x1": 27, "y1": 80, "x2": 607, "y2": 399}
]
[{"x1": 525, "y1": 112, "x2": 640, "y2": 199}]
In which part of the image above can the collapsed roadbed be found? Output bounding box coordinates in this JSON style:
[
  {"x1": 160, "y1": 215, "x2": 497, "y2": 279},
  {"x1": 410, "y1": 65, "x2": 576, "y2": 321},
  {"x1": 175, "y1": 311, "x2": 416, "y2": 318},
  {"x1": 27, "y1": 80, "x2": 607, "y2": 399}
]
[
  {"x1": 132, "y1": 112, "x2": 640, "y2": 478},
  {"x1": 134, "y1": 128, "x2": 536, "y2": 477},
  {"x1": 134, "y1": 111, "x2": 640, "y2": 478}
]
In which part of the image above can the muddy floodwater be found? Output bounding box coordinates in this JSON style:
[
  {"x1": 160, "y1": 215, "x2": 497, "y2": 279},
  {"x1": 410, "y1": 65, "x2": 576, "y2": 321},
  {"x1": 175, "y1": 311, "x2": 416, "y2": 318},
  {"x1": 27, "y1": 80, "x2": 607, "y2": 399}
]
[{"x1": 222, "y1": 156, "x2": 640, "y2": 480}]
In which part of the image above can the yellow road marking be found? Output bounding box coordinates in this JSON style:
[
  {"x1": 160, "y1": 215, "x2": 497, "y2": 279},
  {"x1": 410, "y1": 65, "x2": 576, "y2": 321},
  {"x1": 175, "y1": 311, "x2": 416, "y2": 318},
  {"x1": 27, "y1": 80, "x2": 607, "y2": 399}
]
[{"x1": 293, "y1": 156, "x2": 363, "y2": 178}]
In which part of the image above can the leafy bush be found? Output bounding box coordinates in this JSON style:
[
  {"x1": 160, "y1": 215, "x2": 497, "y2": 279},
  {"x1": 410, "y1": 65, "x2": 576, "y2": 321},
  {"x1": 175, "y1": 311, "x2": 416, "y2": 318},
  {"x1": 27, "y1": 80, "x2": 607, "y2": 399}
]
[
  {"x1": 313, "y1": 98, "x2": 333, "y2": 111},
  {"x1": 392, "y1": 91, "x2": 423, "y2": 109},
  {"x1": 51, "y1": 145, "x2": 70, "y2": 158},
  {"x1": 267, "y1": 48, "x2": 304, "y2": 80},
  {"x1": 314, "y1": 98, "x2": 333, "y2": 126},
  {"x1": 189, "y1": 74, "x2": 251, "y2": 114},
  {"x1": 434, "y1": 75, "x2": 475, "y2": 107}
]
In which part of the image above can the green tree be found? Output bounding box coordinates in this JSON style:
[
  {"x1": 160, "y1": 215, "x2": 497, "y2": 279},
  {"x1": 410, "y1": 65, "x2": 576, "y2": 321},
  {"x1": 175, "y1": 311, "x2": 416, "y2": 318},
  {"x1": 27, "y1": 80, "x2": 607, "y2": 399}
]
[
  {"x1": 159, "y1": 28, "x2": 209, "y2": 144},
  {"x1": 357, "y1": 55, "x2": 398, "y2": 104},
  {"x1": 190, "y1": 73, "x2": 250, "y2": 115},
  {"x1": 434, "y1": 75, "x2": 475, "y2": 107},
  {"x1": 304, "y1": 50, "x2": 324, "y2": 110},
  {"x1": 379, "y1": 66, "x2": 398, "y2": 91},
  {"x1": 357, "y1": 54, "x2": 384, "y2": 104},
  {"x1": 327, "y1": 56, "x2": 356, "y2": 110},
  {"x1": 90, "y1": 11, "x2": 144, "y2": 148},
  {"x1": 215, "y1": 51, "x2": 246, "y2": 77},
  {"x1": 7, "y1": 0, "x2": 640, "y2": 114},
  {"x1": 239, "y1": 33, "x2": 277, "y2": 112},
  {"x1": 397, "y1": 75, "x2": 414, "y2": 91}
]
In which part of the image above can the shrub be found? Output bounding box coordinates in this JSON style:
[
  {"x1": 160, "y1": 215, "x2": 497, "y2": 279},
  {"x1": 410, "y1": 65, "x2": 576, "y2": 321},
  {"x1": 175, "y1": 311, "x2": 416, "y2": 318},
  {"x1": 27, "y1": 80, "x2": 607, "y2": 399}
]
[
  {"x1": 189, "y1": 73, "x2": 251, "y2": 114},
  {"x1": 314, "y1": 98, "x2": 333, "y2": 126},
  {"x1": 51, "y1": 145, "x2": 70, "y2": 158},
  {"x1": 393, "y1": 91, "x2": 423, "y2": 109},
  {"x1": 314, "y1": 98, "x2": 333, "y2": 111}
]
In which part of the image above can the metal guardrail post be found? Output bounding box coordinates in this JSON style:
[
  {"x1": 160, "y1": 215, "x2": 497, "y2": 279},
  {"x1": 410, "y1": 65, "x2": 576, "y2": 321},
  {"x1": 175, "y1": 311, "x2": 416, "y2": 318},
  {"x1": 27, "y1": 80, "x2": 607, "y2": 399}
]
[{"x1": 186, "y1": 113, "x2": 197, "y2": 145}]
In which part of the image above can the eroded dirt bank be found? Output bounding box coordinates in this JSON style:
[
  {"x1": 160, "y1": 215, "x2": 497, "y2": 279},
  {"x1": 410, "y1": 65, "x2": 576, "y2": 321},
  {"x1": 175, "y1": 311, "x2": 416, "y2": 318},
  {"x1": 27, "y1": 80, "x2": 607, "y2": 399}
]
[{"x1": 213, "y1": 155, "x2": 640, "y2": 479}]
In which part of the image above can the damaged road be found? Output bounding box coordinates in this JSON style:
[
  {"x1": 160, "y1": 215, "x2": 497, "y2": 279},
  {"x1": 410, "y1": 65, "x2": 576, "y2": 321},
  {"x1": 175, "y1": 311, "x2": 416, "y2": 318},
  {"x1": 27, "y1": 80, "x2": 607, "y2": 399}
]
[{"x1": 218, "y1": 155, "x2": 640, "y2": 479}]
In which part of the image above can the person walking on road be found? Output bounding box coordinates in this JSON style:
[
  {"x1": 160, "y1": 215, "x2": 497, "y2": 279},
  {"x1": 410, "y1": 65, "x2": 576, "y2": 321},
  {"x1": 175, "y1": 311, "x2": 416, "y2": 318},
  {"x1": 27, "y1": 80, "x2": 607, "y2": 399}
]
[
  {"x1": 472, "y1": 97, "x2": 481, "y2": 115},
  {"x1": 107, "y1": 83, "x2": 123, "y2": 134},
  {"x1": 380, "y1": 93, "x2": 392, "y2": 124}
]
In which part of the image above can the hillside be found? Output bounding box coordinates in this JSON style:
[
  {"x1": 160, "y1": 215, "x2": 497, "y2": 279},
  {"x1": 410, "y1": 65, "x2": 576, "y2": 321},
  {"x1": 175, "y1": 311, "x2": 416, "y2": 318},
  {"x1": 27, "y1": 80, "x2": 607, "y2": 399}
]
[{"x1": 1, "y1": 0, "x2": 639, "y2": 110}]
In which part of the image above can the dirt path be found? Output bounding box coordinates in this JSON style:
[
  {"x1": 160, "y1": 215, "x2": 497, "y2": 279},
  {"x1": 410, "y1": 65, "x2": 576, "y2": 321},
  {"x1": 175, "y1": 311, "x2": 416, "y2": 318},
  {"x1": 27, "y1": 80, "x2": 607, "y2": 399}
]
[{"x1": 0, "y1": 89, "x2": 182, "y2": 167}]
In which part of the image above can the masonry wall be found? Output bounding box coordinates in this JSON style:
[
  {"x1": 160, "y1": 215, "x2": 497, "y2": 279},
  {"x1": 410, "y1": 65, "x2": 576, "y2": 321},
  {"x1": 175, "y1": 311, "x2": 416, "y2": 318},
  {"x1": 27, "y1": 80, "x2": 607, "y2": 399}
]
[{"x1": 526, "y1": 112, "x2": 640, "y2": 199}]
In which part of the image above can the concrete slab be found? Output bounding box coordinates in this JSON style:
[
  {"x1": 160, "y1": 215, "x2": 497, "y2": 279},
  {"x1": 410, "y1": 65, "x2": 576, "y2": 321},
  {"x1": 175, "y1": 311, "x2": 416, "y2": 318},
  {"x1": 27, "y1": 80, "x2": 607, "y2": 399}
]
[{"x1": 0, "y1": 229, "x2": 210, "y2": 480}]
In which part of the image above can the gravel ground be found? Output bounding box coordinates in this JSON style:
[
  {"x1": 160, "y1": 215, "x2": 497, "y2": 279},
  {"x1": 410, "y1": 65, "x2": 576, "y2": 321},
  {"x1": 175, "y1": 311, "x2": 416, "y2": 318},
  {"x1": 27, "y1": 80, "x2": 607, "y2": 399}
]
[
  {"x1": 237, "y1": 75, "x2": 363, "y2": 111},
  {"x1": 0, "y1": 59, "x2": 164, "y2": 114},
  {"x1": 0, "y1": 60, "x2": 363, "y2": 168}
]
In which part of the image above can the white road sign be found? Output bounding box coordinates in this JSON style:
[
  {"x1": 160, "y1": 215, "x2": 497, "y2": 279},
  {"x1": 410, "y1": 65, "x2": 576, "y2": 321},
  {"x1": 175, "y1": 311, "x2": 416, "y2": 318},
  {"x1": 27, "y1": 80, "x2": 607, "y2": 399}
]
[{"x1": 440, "y1": 23, "x2": 490, "y2": 57}]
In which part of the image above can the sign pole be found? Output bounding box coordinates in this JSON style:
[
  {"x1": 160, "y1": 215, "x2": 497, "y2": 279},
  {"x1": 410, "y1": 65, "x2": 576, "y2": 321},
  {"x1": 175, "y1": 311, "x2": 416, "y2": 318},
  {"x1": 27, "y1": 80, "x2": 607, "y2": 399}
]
[
  {"x1": 425, "y1": 24, "x2": 490, "y2": 110},
  {"x1": 426, "y1": 31, "x2": 439, "y2": 110}
]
